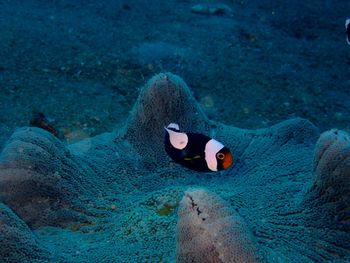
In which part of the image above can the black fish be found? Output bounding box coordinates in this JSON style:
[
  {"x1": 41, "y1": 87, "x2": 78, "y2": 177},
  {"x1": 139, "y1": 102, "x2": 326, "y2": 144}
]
[
  {"x1": 164, "y1": 123, "x2": 233, "y2": 172},
  {"x1": 346, "y1": 18, "x2": 350, "y2": 45}
]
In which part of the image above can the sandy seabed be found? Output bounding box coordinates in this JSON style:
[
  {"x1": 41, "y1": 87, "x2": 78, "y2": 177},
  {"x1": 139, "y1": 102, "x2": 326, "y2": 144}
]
[{"x1": 1, "y1": 0, "x2": 350, "y2": 150}]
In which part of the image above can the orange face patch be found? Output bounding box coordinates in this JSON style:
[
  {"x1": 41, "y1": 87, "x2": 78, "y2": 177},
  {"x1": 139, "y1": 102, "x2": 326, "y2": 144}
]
[{"x1": 222, "y1": 152, "x2": 233, "y2": 170}]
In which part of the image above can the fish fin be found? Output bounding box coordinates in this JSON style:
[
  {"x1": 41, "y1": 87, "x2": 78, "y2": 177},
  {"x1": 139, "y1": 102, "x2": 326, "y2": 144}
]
[
  {"x1": 167, "y1": 123, "x2": 180, "y2": 131},
  {"x1": 184, "y1": 155, "x2": 201, "y2": 161}
]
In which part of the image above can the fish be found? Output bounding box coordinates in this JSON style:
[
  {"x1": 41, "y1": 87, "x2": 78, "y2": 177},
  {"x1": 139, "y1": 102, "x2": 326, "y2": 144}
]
[
  {"x1": 164, "y1": 123, "x2": 233, "y2": 172},
  {"x1": 346, "y1": 18, "x2": 350, "y2": 45},
  {"x1": 30, "y1": 112, "x2": 60, "y2": 138}
]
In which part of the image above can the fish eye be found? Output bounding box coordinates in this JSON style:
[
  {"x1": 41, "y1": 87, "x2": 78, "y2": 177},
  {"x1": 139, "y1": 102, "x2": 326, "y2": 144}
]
[{"x1": 217, "y1": 152, "x2": 225, "y2": 160}]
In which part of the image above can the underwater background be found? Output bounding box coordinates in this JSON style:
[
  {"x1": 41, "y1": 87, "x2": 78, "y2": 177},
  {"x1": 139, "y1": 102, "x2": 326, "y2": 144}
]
[
  {"x1": 1, "y1": 0, "x2": 350, "y2": 148},
  {"x1": 0, "y1": 0, "x2": 350, "y2": 262}
]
